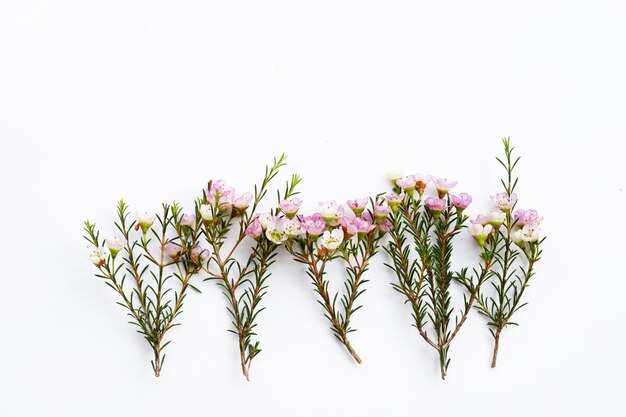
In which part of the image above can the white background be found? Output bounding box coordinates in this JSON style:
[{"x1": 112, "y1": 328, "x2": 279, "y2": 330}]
[{"x1": 1, "y1": 1, "x2": 625, "y2": 416}]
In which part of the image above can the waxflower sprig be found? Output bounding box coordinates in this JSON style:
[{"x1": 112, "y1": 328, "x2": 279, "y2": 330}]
[
  {"x1": 286, "y1": 198, "x2": 392, "y2": 363},
  {"x1": 384, "y1": 174, "x2": 495, "y2": 379},
  {"x1": 472, "y1": 138, "x2": 545, "y2": 368},
  {"x1": 84, "y1": 200, "x2": 206, "y2": 377},
  {"x1": 191, "y1": 154, "x2": 301, "y2": 380}
]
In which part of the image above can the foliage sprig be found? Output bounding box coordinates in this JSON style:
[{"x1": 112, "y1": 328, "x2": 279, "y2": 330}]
[{"x1": 84, "y1": 200, "x2": 202, "y2": 376}]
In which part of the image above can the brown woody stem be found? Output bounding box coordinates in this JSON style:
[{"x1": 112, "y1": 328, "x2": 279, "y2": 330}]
[
  {"x1": 341, "y1": 333, "x2": 362, "y2": 364},
  {"x1": 153, "y1": 342, "x2": 162, "y2": 377},
  {"x1": 491, "y1": 328, "x2": 501, "y2": 368},
  {"x1": 240, "y1": 349, "x2": 250, "y2": 381}
]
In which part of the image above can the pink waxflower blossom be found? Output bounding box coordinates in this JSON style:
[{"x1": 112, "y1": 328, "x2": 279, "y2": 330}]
[
  {"x1": 513, "y1": 209, "x2": 542, "y2": 226},
  {"x1": 218, "y1": 199, "x2": 233, "y2": 214},
  {"x1": 210, "y1": 179, "x2": 227, "y2": 193},
  {"x1": 279, "y1": 198, "x2": 303, "y2": 218},
  {"x1": 379, "y1": 218, "x2": 394, "y2": 233},
  {"x1": 164, "y1": 242, "x2": 183, "y2": 258},
  {"x1": 424, "y1": 197, "x2": 447, "y2": 215},
  {"x1": 232, "y1": 192, "x2": 253, "y2": 211},
  {"x1": 181, "y1": 214, "x2": 196, "y2": 227},
  {"x1": 341, "y1": 217, "x2": 359, "y2": 238},
  {"x1": 205, "y1": 180, "x2": 234, "y2": 203},
  {"x1": 346, "y1": 198, "x2": 368, "y2": 216},
  {"x1": 300, "y1": 213, "x2": 327, "y2": 237},
  {"x1": 450, "y1": 193, "x2": 472, "y2": 211},
  {"x1": 191, "y1": 245, "x2": 210, "y2": 265},
  {"x1": 384, "y1": 192, "x2": 404, "y2": 212},
  {"x1": 491, "y1": 192, "x2": 517, "y2": 212},
  {"x1": 396, "y1": 175, "x2": 417, "y2": 193},
  {"x1": 355, "y1": 211, "x2": 376, "y2": 236},
  {"x1": 245, "y1": 218, "x2": 263, "y2": 240},
  {"x1": 359, "y1": 212, "x2": 379, "y2": 234},
  {"x1": 343, "y1": 215, "x2": 376, "y2": 238},
  {"x1": 355, "y1": 215, "x2": 376, "y2": 234},
  {"x1": 470, "y1": 214, "x2": 489, "y2": 226},
  {"x1": 433, "y1": 178, "x2": 458, "y2": 198},
  {"x1": 414, "y1": 174, "x2": 432, "y2": 196},
  {"x1": 373, "y1": 203, "x2": 392, "y2": 223}
]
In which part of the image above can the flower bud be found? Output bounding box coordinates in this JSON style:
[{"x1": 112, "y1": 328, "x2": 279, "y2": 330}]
[
  {"x1": 181, "y1": 214, "x2": 196, "y2": 228},
  {"x1": 245, "y1": 219, "x2": 263, "y2": 241},
  {"x1": 191, "y1": 245, "x2": 210, "y2": 266},
  {"x1": 164, "y1": 242, "x2": 183, "y2": 258},
  {"x1": 199, "y1": 204, "x2": 214, "y2": 222}
]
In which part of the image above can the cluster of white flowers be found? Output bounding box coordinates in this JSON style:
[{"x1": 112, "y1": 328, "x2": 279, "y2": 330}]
[
  {"x1": 511, "y1": 209, "x2": 543, "y2": 247},
  {"x1": 469, "y1": 203, "x2": 542, "y2": 252}
]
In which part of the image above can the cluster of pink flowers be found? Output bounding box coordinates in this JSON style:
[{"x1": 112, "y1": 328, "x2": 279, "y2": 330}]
[
  {"x1": 394, "y1": 173, "x2": 434, "y2": 197},
  {"x1": 245, "y1": 197, "x2": 393, "y2": 251},
  {"x1": 511, "y1": 208, "x2": 543, "y2": 246},
  {"x1": 201, "y1": 179, "x2": 253, "y2": 219},
  {"x1": 392, "y1": 173, "x2": 473, "y2": 218},
  {"x1": 469, "y1": 191, "x2": 542, "y2": 248}
]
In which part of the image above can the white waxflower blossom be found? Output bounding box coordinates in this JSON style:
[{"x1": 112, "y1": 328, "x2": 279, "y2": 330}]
[
  {"x1": 319, "y1": 200, "x2": 338, "y2": 222},
  {"x1": 521, "y1": 224, "x2": 540, "y2": 242},
  {"x1": 266, "y1": 222, "x2": 288, "y2": 245},
  {"x1": 136, "y1": 211, "x2": 157, "y2": 234},
  {"x1": 258, "y1": 213, "x2": 275, "y2": 230},
  {"x1": 486, "y1": 211, "x2": 506, "y2": 228},
  {"x1": 468, "y1": 223, "x2": 493, "y2": 247},
  {"x1": 105, "y1": 236, "x2": 126, "y2": 258},
  {"x1": 511, "y1": 229, "x2": 525, "y2": 244},
  {"x1": 317, "y1": 228, "x2": 344, "y2": 251},
  {"x1": 281, "y1": 218, "x2": 303, "y2": 239},
  {"x1": 89, "y1": 247, "x2": 107, "y2": 266},
  {"x1": 199, "y1": 204, "x2": 214, "y2": 221}
]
